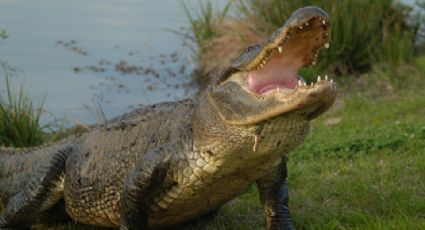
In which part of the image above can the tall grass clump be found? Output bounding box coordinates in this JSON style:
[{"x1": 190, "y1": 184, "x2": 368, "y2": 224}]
[
  {"x1": 180, "y1": 0, "x2": 232, "y2": 56},
  {"x1": 0, "y1": 68, "x2": 45, "y2": 147},
  {"x1": 238, "y1": 0, "x2": 421, "y2": 76}
]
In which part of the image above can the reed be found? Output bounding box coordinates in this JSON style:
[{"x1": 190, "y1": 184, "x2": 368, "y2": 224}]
[{"x1": 0, "y1": 66, "x2": 45, "y2": 147}]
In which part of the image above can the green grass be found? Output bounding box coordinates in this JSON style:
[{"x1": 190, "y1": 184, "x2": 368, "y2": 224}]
[
  {"x1": 0, "y1": 68, "x2": 45, "y2": 147},
  {"x1": 294, "y1": 95, "x2": 425, "y2": 160},
  {"x1": 289, "y1": 151, "x2": 425, "y2": 230}
]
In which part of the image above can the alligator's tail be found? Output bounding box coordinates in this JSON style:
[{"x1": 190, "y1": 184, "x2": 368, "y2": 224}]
[{"x1": 0, "y1": 143, "x2": 72, "y2": 228}]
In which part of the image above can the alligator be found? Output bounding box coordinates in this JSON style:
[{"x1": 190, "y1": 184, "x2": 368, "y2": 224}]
[{"x1": 0, "y1": 6, "x2": 336, "y2": 230}]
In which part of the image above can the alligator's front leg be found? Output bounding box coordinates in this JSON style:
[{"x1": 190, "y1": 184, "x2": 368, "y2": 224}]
[
  {"x1": 256, "y1": 157, "x2": 294, "y2": 230},
  {"x1": 120, "y1": 146, "x2": 172, "y2": 230},
  {"x1": 0, "y1": 146, "x2": 72, "y2": 230}
]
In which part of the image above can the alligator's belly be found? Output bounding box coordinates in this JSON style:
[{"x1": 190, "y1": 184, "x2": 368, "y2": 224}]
[
  {"x1": 65, "y1": 148, "x2": 282, "y2": 228},
  {"x1": 64, "y1": 182, "x2": 123, "y2": 227},
  {"x1": 147, "y1": 155, "x2": 283, "y2": 228},
  {"x1": 148, "y1": 176, "x2": 252, "y2": 228},
  {"x1": 64, "y1": 149, "x2": 130, "y2": 227}
]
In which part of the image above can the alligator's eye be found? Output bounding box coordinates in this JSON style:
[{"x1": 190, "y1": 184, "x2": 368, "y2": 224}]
[{"x1": 247, "y1": 44, "x2": 261, "y2": 52}]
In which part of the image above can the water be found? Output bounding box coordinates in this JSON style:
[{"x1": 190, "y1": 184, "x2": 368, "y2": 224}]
[{"x1": 0, "y1": 0, "x2": 228, "y2": 125}]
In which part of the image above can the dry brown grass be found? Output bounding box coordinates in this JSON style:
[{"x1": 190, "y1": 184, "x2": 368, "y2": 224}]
[{"x1": 194, "y1": 18, "x2": 266, "y2": 90}]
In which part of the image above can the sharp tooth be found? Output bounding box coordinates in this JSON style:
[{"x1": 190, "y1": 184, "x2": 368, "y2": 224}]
[
  {"x1": 330, "y1": 79, "x2": 334, "y2": 83},
  {"x1": 299, "y1": 26, "x2": 303, "y2": 29},
  {"x1": 312, "y1": 61, "x2": 316, "y2": 66},
  {"x1": 310, "y1": 82, "x2": 313, "y2": 86},
  {"x1": 325, "y1": 43, "x2": 330, "y2": 49},
  {"x1": 303, "y1": 82, "x2": 307, "y2": 86},
  {"x1": 298, "y1": 80, "x2": 302, "y2": 86},
  {"x1": 317, "y1": 76, "x2": 321, "y2": 82},
  {"x1": 260, "y1": 63, "x2": 264, "y2": 68},
  {"x1": 325, "y1": 75, "x2": 328, "y2": 80},
  {"x1": 263, "y1": 60, "x2": 267, "y2": 65},
  {"x1": 278, "y1": 46, "x2": 283, "y2": 53},
  {"x1": 305, "y1": 22, "x2": 309, "y2": 26},
  {"x1": 322, "y1": 20, "x2": 326, "y2": 25}
]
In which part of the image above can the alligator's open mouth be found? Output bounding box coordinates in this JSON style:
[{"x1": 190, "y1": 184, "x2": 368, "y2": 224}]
[
  {"x1": 245, "y1": 9, "x2": 330, "y2": 95},
  {"x1": 209, "y1": 6, "x2": 337, "y2": 125}
]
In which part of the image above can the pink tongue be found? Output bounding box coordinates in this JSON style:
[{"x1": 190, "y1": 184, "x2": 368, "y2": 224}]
[
  {"x1": 247, "y1": 72, "x2": 298, "y2": 94},
  {"x1": 246, "y1": 51, "x2": 303, "y2": 94}
]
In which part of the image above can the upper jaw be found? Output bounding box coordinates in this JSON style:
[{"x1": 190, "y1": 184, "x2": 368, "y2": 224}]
[
  {"x1": 244, "y1": 6, "x2": 330, "y2": 96},
  {"x1": 244, "y1": 10, "x2": 330, "y2": 72}
]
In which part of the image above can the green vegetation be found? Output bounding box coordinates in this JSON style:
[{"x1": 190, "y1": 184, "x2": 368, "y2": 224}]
[
  {"x1": 0, "y1": 31, "x2": 45, "y2": 147},
  {"x1": 180, "y1": 0, "x2": 233, "y2": 55},
  {"x1": 0, "y1": 67, "x2": 45, "y2": 147}
]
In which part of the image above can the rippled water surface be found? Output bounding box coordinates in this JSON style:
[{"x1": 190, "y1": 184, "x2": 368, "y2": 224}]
[{"x1": 0, "y1": 0, "x2": 227, "y2": 125}]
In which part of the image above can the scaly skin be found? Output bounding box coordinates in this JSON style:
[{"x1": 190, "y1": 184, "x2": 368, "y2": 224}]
[{"x1": 0, "y1": 6, "x2": 336, "y2": 230}]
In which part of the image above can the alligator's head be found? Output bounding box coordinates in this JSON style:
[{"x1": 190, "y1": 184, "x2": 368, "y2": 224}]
[{"x1": 206, "y1": 6, "x2": 337, "y2": 125}]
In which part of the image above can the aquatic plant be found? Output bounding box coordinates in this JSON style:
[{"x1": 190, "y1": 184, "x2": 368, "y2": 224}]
[{"x1": 0, "y1": 65, "x2": 45, "y2": 147}]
